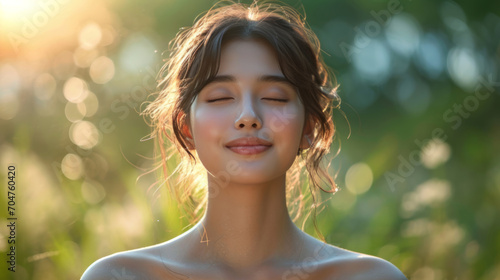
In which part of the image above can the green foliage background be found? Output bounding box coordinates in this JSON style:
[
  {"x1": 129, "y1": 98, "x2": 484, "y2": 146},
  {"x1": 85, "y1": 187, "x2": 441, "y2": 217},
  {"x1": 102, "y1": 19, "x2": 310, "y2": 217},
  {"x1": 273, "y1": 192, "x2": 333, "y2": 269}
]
[{"x1": 0, "y1": 0, "x2": 499, "y2": 279}]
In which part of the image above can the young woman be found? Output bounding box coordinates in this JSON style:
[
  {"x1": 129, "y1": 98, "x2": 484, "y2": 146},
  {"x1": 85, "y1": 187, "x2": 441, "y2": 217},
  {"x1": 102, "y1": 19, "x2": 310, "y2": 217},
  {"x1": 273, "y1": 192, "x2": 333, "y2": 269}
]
[{"x1": 82, "y1": 1, "x2": 407, "y2": 279}]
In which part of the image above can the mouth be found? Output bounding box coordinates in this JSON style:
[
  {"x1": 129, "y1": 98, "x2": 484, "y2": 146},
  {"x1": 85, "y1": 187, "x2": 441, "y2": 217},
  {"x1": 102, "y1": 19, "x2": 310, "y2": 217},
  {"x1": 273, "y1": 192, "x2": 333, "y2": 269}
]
[
  {"x1": 225, "y1": 137, "x2": 273, "y2": 155},
  {"x1": 226, "y1": 145, "x2": 272, "y2": 155}
]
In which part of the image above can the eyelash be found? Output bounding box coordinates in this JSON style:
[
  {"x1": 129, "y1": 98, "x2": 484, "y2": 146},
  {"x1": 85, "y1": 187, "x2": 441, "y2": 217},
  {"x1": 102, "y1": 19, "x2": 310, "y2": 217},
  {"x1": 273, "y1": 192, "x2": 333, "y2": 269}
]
[{"x1": 207, "y1": 98, "x2": 288, "y2": 103}]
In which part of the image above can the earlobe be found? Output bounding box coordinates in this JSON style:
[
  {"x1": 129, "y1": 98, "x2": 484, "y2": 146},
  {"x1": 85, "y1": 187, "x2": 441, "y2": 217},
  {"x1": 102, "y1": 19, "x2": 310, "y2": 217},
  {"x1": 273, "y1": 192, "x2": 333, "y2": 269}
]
[
  {"x1": 299, "y1": 117, "x2": 315, "y2": 150},
  {"x1": 183, "y1": 134, "x2": 195, "y2": 150},
  {"x1": 299, "y1": 134, "x2": 313, "y2": 150},
  {"x1": 180, "y1": 115, "x2": 195, "y2": 150}
]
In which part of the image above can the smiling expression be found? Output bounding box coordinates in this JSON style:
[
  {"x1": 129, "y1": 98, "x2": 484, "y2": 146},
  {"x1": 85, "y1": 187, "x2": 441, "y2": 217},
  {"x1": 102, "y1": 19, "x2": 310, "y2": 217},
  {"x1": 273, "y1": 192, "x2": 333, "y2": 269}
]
[{"x1": 184, "y1": 38, "x2": 312, "y2": 184}]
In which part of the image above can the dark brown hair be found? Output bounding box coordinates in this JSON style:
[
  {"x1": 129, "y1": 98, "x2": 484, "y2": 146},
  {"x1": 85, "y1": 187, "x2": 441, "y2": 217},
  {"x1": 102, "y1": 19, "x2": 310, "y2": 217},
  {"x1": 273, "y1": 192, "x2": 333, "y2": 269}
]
[{"x1": 142, "y1": 0, "x2": 341, "y2": 240}]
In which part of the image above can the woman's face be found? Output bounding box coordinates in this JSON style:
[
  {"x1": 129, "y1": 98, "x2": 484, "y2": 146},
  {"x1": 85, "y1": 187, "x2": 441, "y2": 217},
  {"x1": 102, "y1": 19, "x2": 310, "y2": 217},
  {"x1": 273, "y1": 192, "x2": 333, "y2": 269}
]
[{"x1": 187, "y1": 39, "x2": 311, "y2": 185}]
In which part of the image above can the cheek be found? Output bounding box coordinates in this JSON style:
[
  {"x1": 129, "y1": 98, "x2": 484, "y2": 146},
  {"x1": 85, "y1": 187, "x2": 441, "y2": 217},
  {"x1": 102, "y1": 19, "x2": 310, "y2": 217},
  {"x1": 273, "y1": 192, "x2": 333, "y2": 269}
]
[
  {"x1": 191, "y1": 107, "x2": 228, "y2": 142},
  {"x1": 266, "y1": 105, "x2": 304, "y2": 142}
]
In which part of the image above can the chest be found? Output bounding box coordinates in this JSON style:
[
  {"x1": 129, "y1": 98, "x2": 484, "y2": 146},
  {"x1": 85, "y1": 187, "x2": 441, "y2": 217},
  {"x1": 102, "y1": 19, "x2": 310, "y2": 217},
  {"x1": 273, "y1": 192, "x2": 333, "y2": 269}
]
[{"x1": 147, "y1": 262, "x2": 340, "y2": 280}]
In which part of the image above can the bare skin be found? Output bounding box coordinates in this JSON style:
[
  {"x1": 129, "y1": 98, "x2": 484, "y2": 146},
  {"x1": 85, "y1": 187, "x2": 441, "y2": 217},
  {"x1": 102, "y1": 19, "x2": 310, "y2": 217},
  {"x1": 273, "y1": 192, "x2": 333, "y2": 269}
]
[
  {"x1": 80, "y1": 222, "x2": 408, "y2": 279},
  {"x1": 81, "y1": 39, "x2": 407, "y2": 280}
]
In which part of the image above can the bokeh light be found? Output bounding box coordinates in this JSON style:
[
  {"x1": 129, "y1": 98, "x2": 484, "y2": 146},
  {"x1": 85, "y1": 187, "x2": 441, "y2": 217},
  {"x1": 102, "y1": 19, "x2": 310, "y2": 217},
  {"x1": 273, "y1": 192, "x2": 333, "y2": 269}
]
[
  {"x1": 79, "y1": 22, "x2": 102, "y2": 50},
  {"x1": 440, "y1": 1, "x2": 468, "y2": 32},
  {"x1": 89, "y1": 56, "x2": 115, "y2": 84},
  {"x1": 421, "y1": 138, "x2": 451, "y2": 169},
  {"x1": 65, "y1": 102, "x2": 85, "y2": 123},
  {"x1": 352, "y1": 39, "x2": 391, "y2": 85},
  {"x1": 401, "y1": 179, "x2": 452, "y2": 217},
  {"x1": 385, "y1": 14, "x2": 421, "y2": 57},
  {"x1": 61, "y1": 153, "x2": 84, "y2": 180},
  {"x1": 69, "y1": 120, "x2": 100, "y2": 149},
  {"x1": 81, "y1": 180, "x2": 106, "y2": 204},
  {"x1": 63, "y1": 77, "x2": 88, "y2": 103},
  {"x1": 415, "y1": 33, "x2": 446, "y2": 79},
  {"x1": 0, "y1": 91, "x2": 19, "y2": 120},
  {"x1": 81, "y1": 91, "x2": 99, "y2": 117},
  {"x1": 119, "y1": 34, "x2": 157, "y2": 72},
  {"x1": 345, "y1": 162, "x2": 373, "y2": 195},
  {"x1": 447, "y1": 47, "x2": 480, "y2": 91}
]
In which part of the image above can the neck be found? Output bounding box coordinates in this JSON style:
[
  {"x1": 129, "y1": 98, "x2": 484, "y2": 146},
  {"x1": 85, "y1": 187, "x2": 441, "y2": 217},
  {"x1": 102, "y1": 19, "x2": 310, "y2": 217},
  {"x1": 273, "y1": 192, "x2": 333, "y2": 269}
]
[{"x1": 189, "y1": 172, "x2": 304, "y2": 270}]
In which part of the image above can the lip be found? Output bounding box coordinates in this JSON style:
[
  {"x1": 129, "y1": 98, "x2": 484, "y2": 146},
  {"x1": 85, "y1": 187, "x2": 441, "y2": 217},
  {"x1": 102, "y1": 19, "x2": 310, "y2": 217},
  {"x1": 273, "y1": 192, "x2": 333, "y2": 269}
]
[{"x1": 225, "y1": 137, "x2": 272, "y2": 155}]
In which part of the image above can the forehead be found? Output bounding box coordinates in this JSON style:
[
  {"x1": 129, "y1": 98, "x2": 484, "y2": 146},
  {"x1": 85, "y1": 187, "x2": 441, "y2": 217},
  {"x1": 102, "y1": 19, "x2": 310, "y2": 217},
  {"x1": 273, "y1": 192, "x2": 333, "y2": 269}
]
[{"x1": 217, "y1": 39, "x2": 283, "y2": 77}]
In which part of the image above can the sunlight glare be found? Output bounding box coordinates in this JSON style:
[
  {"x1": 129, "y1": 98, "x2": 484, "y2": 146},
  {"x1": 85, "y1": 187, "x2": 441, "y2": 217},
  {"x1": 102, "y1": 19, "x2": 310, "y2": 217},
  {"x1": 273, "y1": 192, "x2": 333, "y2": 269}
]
[{"x1": 0, "y1": 0, "x2": 37, "y2": 23}]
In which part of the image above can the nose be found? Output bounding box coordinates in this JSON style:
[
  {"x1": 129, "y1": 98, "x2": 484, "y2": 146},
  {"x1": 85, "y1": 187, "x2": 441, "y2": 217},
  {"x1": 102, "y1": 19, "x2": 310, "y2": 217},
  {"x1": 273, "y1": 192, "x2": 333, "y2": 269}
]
[{"x1": 235, "y1": 94, "x2": 262, "y2": 129}]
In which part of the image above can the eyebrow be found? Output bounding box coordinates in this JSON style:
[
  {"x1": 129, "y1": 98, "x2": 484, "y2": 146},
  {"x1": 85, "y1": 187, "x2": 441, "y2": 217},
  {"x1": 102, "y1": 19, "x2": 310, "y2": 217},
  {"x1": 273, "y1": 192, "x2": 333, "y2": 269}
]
[{"x1": 206, "y1": 74, "x2": 295, "y2": 88}]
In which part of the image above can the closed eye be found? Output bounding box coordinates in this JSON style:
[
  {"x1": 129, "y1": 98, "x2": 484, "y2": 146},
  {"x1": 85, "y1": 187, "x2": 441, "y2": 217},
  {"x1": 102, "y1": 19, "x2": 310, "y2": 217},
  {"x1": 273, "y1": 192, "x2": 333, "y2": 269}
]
[
  {"x1": 208, "y1": 98, "x2": 288, "y2": 103},
  {"x1": 264, "y1": 98, "x2": 288, "y2": 103},
  {"x1": 207, "y1": 98, "x2": 233, "y2": 103}
]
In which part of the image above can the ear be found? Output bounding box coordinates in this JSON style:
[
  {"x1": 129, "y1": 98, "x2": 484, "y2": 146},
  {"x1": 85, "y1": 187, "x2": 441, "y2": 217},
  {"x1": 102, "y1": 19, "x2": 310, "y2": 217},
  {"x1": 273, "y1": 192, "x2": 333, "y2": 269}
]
[
  {"x1": 180, "y1": 114, "x2": 195, "y2": 150},
  {"x1": 299, "y1": 116, "x2": 315, "y2": 150}
]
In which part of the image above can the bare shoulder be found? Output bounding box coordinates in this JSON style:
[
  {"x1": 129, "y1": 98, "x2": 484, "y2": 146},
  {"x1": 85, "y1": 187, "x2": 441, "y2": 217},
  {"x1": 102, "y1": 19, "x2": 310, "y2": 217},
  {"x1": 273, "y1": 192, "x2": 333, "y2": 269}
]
[
  {"x1": 80, "y1": 245, "x2": 187, "y2": 280},
  {"x1": 80, "y1": 249, "x2": 153, "y2": 280},
  {"x1": 80, "y1": 251, "x2": 140, "y2": 280},
  {"x1": 312, "y1": 244, "x2": 408, "y2": 280},
  {"x1": 337, "y1": 254, "x2": 408, "y2": 280}
]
